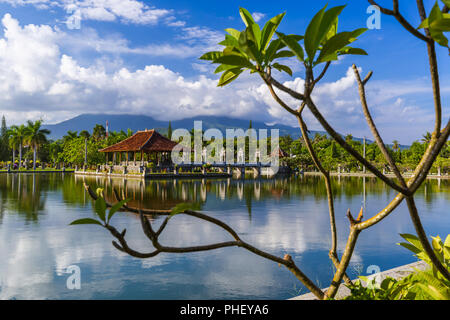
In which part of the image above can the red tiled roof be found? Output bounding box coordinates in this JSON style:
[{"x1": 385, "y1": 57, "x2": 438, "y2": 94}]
[
  {"x1": 271, "y1": 147, "x2": 289, "y2": 158},
  {"x1": 99, "y1": 130, "x2": 179, "y2": 153}
]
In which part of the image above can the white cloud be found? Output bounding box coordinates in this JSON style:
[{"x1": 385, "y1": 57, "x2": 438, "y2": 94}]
[
  {"x1": 252, "y1": 12, "x2": 266, "y2": 23},
  {"x1": 0, "y1": 0, "x2": 174, "y2": 25},
  {"x1": 0, "y1": 14, "x2": 446, "y2": 144}
]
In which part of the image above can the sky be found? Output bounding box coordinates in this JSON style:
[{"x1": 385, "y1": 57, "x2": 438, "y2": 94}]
[{"x1": 0, "y1": 0, "x2": 448, "y2": 144}]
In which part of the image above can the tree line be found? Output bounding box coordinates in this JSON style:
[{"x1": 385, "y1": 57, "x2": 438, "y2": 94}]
[{"x1": 0, "y1": 115, "x2": 448, "y2": 173}]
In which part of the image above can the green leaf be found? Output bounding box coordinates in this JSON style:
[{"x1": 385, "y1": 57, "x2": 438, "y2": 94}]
[
  {"x1": 200, "y1": 51, "x2": 223, "y2": 61},
  {"x1": 444, "y1": 234, "x2": 450, "y2": 248},
  {"x1": 276, "y1": 31, "x2": 304, "y2": 61},
  {"x1": 107, "y1": 198, "x2": 130, "y2": 223},
  {"x1": 214, "y1": 64, "x2": 238, "y2": 74},
  {"x1": 218, "y1": 68, "x2": 244, "y2": 87},
  {"x1": 251, "y1": 23, "x2": 262, "y2": 50},
  {"x1": 214, "y1": 54, "x2": 255, "y2": 69},
  {"x1": 70, "y1": 218, "x2": 103, "y2": 226},
  {"x1": 442, "y1": 0, "x2": 450, "y2": 7},
  {"x1": 219, "y1": 35, "x2": 240, "y2": 47},
  {"x1": 225, "y1": 28, "x2": 241, "y2": 40},
  {"x1": 339, "y1": 47, "x2": 368, "y2": 56},
  {"x1": 398, "y1": 242, "x2": 422, "y2": 254},
  {"x1": 265, "y1": 39, "x2": 283, "y2": 63},
  {"x1": 272, "y1": 50, "x2": 295, "y2": 59},
  {"x1": 170, "y1": 202, "x2": 202, "y2": 216},
  {"x1": 94, "y1": 197, "x2": 107, "y2": 222},
  {"x1": 422, "y1": 1, "x2": 450, "y2": 47},
  {"x1": 238, "y1": 29, "x2": 262, "y2": 64},
  {"x1": 272, "y1": 63, "x2": 293, "y2": 76},
  {"x1": 239, "y1": 7, "x2": 255, "y2": 27},
  {"x1": 304, "y1": 5, "x2": 346, "y2": 63},
  {"x1": 260, "y1": 12, "x2": 286, "y2": 51},
  {"x1": 400, "y1": 233, "x2": 424, "y2": 251},
  {"x1": 315, "y1": 28, "x2": 367, "y2": 64}
]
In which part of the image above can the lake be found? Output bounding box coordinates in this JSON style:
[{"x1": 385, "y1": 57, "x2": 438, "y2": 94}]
[{"x1": 0, "y1": 173, "x2": 448, "y2": 299}]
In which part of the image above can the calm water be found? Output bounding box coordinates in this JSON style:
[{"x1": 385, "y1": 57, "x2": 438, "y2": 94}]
[{"x1": 0, "y1": 173, "x2": 449, "y2": 300}]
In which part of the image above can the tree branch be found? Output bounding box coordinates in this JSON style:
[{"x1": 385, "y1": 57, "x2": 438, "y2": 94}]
[
  {"x1": 304, "y1": 96, "x2": 411, "y2": 196},
  {"x1": 352, "y1": 64, "x2": 407, "y2": 188},
  {"x1": 85, "y1": 184, "x2": 326, "y2": 300},
  {"x1": 368, "y1": 0, "x2": 430, "y2": 42}
]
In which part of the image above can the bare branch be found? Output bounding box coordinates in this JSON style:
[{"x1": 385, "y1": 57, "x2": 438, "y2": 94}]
[
  {"x1": 304, "y1": 97, "x2": 411, "y2": 196},
  {"x1": 368, "y1": 0, "x2": 430, "y2": 42},
  {"x1": 416, "y1": 0, "x2": 443, "y2": 136},
  {"x1": 296, "y1": 113, "x2": 352, "y2": 285},
  {"x1": 352, "y1": 64, "x2": 407, "y2": 188},
  {"x1": 261, "y1": 72, "x2": 305, "y2": 101},
  {"x1": 312, "y1": 62, "x2": 331, "y2": 88},
  {"x1": 260, "y1": 73, "x2": 301, "y2": 117}
]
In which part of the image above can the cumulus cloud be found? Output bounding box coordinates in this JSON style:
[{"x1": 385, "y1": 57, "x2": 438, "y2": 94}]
[
  {"x1": 0, "y1": 14, "x2": 445, "y2": 143},
  {"x1": 251, "y1": 12, "x2": 266, "y2": 23},
  {"x1": 0, "y1": 0, "x2": 175, "y2": 25}
]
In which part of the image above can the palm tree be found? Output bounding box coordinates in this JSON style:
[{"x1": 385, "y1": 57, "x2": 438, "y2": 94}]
[
  {"x1": 63, "y1": 130, "x2": 78, "y2": 142},
  {"x1": 8, "y1": 125, "x2": 27, "y2": 169},
  {"x1": 24, "y1": 120, "x2": 50, "y2": 170},
  {"x1": 421, "y1": 132, "x2": 432, "y2": 144},
  {"x1": 79, "y1": 130, "x2": 90, "y2": 139},
  {"x1": 7, "y1": 126, "x2": 19, "y2": 166},
  {"x1": 392, "y1": 140, "x2": 400, "y2": 152},
  {"x1": 92, "y1": 124, "x2": 106, "y2": 140}
]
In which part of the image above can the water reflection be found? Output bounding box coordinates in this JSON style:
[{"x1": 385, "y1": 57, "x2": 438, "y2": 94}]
[{"x1": 0, "y1": 173, "x2": 448, "y2": 299}]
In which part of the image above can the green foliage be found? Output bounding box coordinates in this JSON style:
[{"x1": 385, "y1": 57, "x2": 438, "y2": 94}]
[
  {"x1": 418, "y1": 1, "x2": 450, "y2": 51},
  {"x1": 70, "y1": 191, "x2": 130, "y2": 226},
  {"x1": 201, "y1": 5, "x2": 367, "y2": 87},
  {"x1": 169, "y1": 202, "x2": 202, "y2": 217},
  {"x1": 345, "y1": 234, "x2": 450, "y2": 300}
]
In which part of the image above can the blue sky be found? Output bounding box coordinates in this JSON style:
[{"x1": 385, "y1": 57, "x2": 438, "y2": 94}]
[{"x1": 0, "y1": 0, "x2": 448, "y2": 143}]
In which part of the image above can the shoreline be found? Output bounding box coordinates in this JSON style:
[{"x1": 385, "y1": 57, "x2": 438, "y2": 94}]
[
  {"x1": 290, "y1": 261, "x2": 429, "y2": 300},
  {"x1": 303, "y1": 171, "x2": 449, "y2": 179}
]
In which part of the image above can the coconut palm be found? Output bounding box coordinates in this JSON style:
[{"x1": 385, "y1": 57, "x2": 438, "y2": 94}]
[
  {"x1": 7, "y1": 125, "x2": 19, "y2": 166},
  {"x1": 63, "y1": 130, "x2": 78, "y2": 142},
  {"x1": 24, "y1": 120, "x2": 50, "y2": 170},
  {"x1": 79, "y1": 130, "x2": 90, "y2": 139},
  {"x1": 8, "y1": 125, "x2": 27, "y2": 169},
  {"x1": 422, "y1": 132, "x2": 432, "y2": 144},
  {"x1": 392, "y1": 140, "x2": 400, "y2": 152}
]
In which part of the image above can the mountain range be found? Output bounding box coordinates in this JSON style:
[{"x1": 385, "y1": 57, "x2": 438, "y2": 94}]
[
  {"x1": 42, "y1": 113, "x2": 408, "y2": 148},
  {"x1": 43, "y1": 114, "x2": 324, "y2": 140}
]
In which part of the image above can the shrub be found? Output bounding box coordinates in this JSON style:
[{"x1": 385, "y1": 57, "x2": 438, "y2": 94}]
[{"x1": 345, "y1": 234, "x2": 450, "y2": 300}]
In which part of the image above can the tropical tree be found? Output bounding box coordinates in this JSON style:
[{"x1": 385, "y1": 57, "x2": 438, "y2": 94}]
[
  {"x1": 92, "y1": 124, "x2": 106, "y2": 140},
  {"x1": 79, "y1": 130, "x2": 90, "y2": 139},
  {"x1": 72, "y1": 2, "x2": 450, "y2": 301},
  {"x1": 24, "y1": 120, "x2": 51, "y2": 170},
  {"x1": 392, "y1": 140, "x2": 400, "y2": 152},
  {"x1": 63, "y1": 130, "x2": 78, "y2": 142},
  {"x1": 8, "y1": 124, "x2": 27, "y2": 169},
  {"x1": 422, "y1": 132, "x2": 432, "y2": 144}
]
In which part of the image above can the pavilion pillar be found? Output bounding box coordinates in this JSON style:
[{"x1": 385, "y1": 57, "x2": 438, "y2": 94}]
[
  {"x1": 134, "y1": 152, "x2": 136, "y2": 165},
  {"x1": 141, "y1": 151, "x2": 144, "y2": 166}
]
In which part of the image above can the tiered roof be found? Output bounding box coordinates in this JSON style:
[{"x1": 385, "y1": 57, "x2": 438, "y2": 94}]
[{"x1": 99, "y1": 130, "x2": 178, "y2": 153}]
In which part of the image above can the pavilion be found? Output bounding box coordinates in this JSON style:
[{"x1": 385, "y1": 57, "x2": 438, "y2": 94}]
[{"x1": 99, "y1": 129, "x2": 179, "y2": 167}]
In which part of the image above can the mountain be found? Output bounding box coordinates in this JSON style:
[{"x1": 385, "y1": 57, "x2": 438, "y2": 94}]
[
  {"x1": 43, "y1": 113, "x2": 411, "y2": 148},
  {"x1": 43, "y1": 114, "x2": 327, "y2": 140}
]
